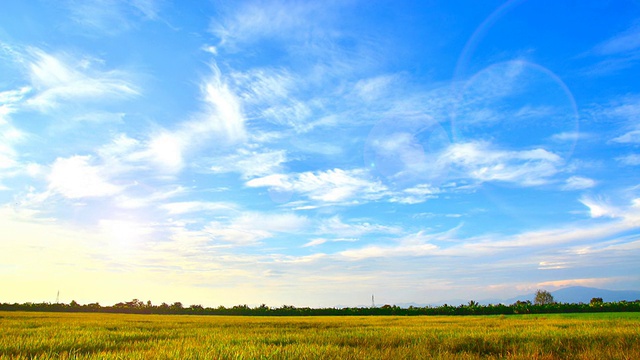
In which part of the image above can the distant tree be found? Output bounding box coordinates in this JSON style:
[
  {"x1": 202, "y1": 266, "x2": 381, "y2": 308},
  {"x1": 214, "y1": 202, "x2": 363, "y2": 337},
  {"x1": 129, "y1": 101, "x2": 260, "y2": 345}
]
[
  {"x1": 170, "y1": 302, "x2": 183, "y2": 310},
  {"x1": 468, "y1": 300, "x2": 479, "y2": 307},
  {"x1": 590, "y1": 297, "x2": 604, "y2": 305},
  {"x1": 86, "y1": 302, "x2": 101, "y2": 310},
  {"x1": 534, "y1": 289, "x2": 555, "y2": 305},
  {"x1": 514, "y1": 300, "x2": 532, "y2": 306},
  {"x1": 127, "y1": 299, "x2": 144, "y2": 308}
]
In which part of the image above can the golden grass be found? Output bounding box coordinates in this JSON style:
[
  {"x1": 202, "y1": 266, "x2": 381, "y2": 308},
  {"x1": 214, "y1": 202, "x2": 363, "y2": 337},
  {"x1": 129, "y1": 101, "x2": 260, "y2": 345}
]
[{"x1": 1, "y1": 311, "x2": 639, "y2": 359}]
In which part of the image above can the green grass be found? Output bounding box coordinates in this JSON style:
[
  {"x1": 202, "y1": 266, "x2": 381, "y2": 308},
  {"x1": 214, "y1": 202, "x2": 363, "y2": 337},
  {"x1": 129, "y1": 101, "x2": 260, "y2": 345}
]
[{"x1": 1, "y1": 312, "x2": 639, "y2": 359}]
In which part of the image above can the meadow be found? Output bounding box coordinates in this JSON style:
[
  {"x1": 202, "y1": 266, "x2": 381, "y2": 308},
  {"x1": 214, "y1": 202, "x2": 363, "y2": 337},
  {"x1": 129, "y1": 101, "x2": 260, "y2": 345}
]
[{"x1": 1, "y1": 311, "x2": 639, "y2": 359}]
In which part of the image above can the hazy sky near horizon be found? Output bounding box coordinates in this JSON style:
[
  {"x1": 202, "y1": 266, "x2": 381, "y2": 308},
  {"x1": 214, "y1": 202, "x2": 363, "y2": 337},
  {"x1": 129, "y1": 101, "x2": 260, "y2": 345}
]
[{"x1": 1, "y1": 0, "x2": 639, "y2": 307}]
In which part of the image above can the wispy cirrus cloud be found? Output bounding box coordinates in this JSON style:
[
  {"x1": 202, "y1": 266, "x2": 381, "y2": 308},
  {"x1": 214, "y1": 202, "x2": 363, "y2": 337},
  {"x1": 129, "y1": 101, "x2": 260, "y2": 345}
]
[
  {"x1": 389, "y1": 184, "x2": 441, "y2": 204},
  {"x1": 585, "y1": 23, "x2": 640, "y2": 74},
  {"x1": 246, "y1": 168, "x2": 388, "y2": 206},
  {"x1": 88, "y1": 63, "x2": 247, "y2": 176},
  {"x1": 212, "y1": 1, "x2": 340, "y2": 49},
  {"x1": 443, "y1": 141, "x2": 563, "y2": 186},
  {"x1": 245, "y1": 139, "x2": 565, "y2": 207},
  {"x1": 563, "y1": 176, "x2": 596, "y2": 191},
  {"x1": 591, "y1": 95, "x2": 640, "y2": 145},
  {"x1": 317, "y1": 216, "x2": 401, "y2": 238},
  {"x1": 339, "y1": 229, "x2": 452, "y2": 260},
  {"x1": 24, "y1": 48, "x2": 138, "y2": 110},
  {"x1": 160, "y1": 201, "x2": 237, "y2": 215},
  {"x1": 612, "y1": 130, "x2": 640, "y2": 144},
  {"x1": 339, "y1": 197, "x2": 640, "y2": 262},
  {"x1": 210, "y1": 148, "x2": 287, "y2": 179},
  {"x1": 0, "y1": 88, "x2": 30, "y2": 173},
  {"x1": 63, "y1": 0, "x2": 162, "y2": 34},
  {"x1": 592, "y1": 24, "x2": 640, "y2": 56},
  {"x1": 580, "y1": 196, "x2": 622, "y2": 218},
  {"x1": 114, "y1": 186, "x2": 186, "y2": 210},
  {"x1": 616, "y1": 154, "x2": 640, "y2": 166},
  {"x1": 203, "y1": 212, "x2": 310, "y2": 246}
]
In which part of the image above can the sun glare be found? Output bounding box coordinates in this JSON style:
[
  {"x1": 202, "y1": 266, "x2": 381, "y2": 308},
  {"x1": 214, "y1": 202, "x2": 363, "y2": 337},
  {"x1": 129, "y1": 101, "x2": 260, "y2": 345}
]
[{"x1": 99, "y1": 219, "x2": 148, "y2": 254}]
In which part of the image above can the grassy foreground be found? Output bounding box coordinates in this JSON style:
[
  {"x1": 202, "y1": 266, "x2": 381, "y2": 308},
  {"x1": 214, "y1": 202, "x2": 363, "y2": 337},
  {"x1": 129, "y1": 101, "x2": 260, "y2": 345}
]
[{"x1": 1, "y1": 312, "x2": 639, "y2": 359}]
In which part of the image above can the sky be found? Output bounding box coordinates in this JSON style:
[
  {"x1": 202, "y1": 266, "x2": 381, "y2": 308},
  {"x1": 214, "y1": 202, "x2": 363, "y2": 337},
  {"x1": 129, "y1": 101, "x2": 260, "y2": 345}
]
[{"x1": 1, "y1": 0, "x2": 639, "y2": 308}]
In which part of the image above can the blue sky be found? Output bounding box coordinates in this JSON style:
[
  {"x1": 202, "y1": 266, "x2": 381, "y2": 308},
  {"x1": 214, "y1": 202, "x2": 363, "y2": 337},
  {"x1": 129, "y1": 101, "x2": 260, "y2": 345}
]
[{"x1": 1, "y1": 0, "x2": 639, "y2": 307}]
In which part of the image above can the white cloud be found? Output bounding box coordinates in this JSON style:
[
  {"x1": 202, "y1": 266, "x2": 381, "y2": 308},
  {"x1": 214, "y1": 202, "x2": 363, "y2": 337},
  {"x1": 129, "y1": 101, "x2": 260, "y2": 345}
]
[
  {"x1": 550, "y1": 132, "x2": 585, "y2": 142},
  {"x1": 390, "y1": 184, "x2": 440, "y2": 204},
  {"x1": 196, "y1": 65, "x2": 247, "y2": 144},
  {"x1": 0, "y1": 140, "x2": 18, "y2": 170},
  {"x1": 71, "y1": 111, "x2": 126, "y2": 124},
  {"x1": 598, "y1": 96, "x2": 640, "y2": 143},
  {"x1": 144, "y1": 131, "x2": 185, "y2": 173},
  {"x1": 593, "y1": 25, "x2": 640, "y2": 56},
  {"x1": 132, "y1": 64, "x2": 248, "y2": 174},
  {"x1": 48, "y1": 155, "x2": 123, "y2": 199},
  {"x1": 25, "y1": 49, "x2": 138, "y2": 110},
  {"x1": 0, "y1": 88, "x2": 31, "y2": 172},
  {"x1": 580, "y1": 196, "x2": 620, "y2": 218},
  {"x1": 364, "y1": 117, "x2": 452, "y2": 186},
  {"x1": 237, "y1": 212, "x2": 309, "y2": 233},
  {"x1": 114, "y1": 186, "x2": 186, "y2": 209},
  {"x1": 210, "y1": 148, "x2": 287, "y2": 179},
  {"x1": 91, "y1": 63, "x2": 247, "y2": 176},
  {"x1": 302, "y1": 238, "x2": 327, "y2": 247},
  {"x1": 603, "y1": 96, "x2": 640, "y2": 120},
  {"x1": 232, "y1": 68, "x2": 295, "y2": 104},
  {"x1": 64, "y1": 0, "x2": 161, "y2": 33},
  {"x1": 130, "y1": 0, "x2": 161, "y2": 19},
  {"x1": 563, "y1": 176, "x2": 596, "y2": 190},
  {"x1": 229, "y1": 67, "x2": 325, "y2": 134},
  {"x1": 95, "y1": 132, "x2": 180, "y2": 175},
  {"x1": 246, "y1": 168, "x2": 388, "y2": 204},
  {"x1": 612, "y1": 130, "x2": 640, "y2": 144},
  {"x1": 337, "y1": 205, "x2": 639, "y2": 261},
  {"x1": 160, "y1": 201, "x2": 236, "y2": 215},
  {"x1": 340, "y1": 231, "x2": 442, "y2": 260},
  {"x1": 212, "y1": 1, "x2": 334, "y2": 48},
  {"x1": 248, "y1": 142, "x2": 563, "y2": 205},
  {"x1": 204, "y1": 212, "x2": 310, "y2": 245},
  {"x1": 261, "y1": 101, "x2": 313, "y2": 132},
  {"x1": 443, "y1": 141, "x2": 562, "y2": 186},
  {"x1": 353, "y1": 75, "x2": 398, "y2": 102},
  {"x1": 0, "y1": 87, "x2": 32, "y2": 106},
  {"x1": 537, "y1": 261, "x2": 569, "y2": 270},
  {"x1": 318, "y1": 216, "x2": 401, "y2": 238},
  {"x1": 616, "y1": 154, "x2": 640, "y2": 166}
]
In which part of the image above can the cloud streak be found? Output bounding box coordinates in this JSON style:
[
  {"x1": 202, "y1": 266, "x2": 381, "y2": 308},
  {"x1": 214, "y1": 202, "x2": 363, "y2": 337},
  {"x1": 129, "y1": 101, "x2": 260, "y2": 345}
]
[{"x1": 25, "y1": 49, "x2": 138, "y2": 110}]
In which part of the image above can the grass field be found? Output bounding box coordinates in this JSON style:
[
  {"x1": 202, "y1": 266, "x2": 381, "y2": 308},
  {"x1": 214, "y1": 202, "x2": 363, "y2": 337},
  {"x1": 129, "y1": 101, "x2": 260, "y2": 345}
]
[{"x1": 1, "y1": 311, "x2": 639, "y2": 359}]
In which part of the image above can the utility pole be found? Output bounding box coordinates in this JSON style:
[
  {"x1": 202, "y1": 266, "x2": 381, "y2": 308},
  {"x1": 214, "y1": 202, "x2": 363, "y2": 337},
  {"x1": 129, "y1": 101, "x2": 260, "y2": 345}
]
[
  {"x1": 56, "y1": 290, "x2": 59, "y2": 304},
  {"x1": 371, "y1": 294, "x2": 375, "y2": 308}
]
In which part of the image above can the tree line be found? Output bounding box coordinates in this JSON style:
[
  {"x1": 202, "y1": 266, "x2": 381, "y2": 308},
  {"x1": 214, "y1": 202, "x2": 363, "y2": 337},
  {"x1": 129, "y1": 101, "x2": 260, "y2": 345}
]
[{"x1": 1, "y1": 297, "x2": 638, "y2": 316}]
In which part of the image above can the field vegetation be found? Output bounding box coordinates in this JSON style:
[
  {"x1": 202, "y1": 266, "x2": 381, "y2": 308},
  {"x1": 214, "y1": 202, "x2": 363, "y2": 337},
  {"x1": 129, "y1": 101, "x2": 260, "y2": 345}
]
[{"x1": 1, "y1": 311, "x2": 639, "y2": 359}]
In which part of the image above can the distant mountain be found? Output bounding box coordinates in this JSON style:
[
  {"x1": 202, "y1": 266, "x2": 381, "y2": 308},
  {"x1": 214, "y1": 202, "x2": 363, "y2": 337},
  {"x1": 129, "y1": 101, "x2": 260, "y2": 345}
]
[
  {"x1": 552, "y1": 286, "x2": 640, "y2": 303},
  {"x1": 364, "y1": 287, "x2": 640, "y2": 309},
  {"x1": 506, "y1": 286, "x2": 640, "y2": 304}
]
